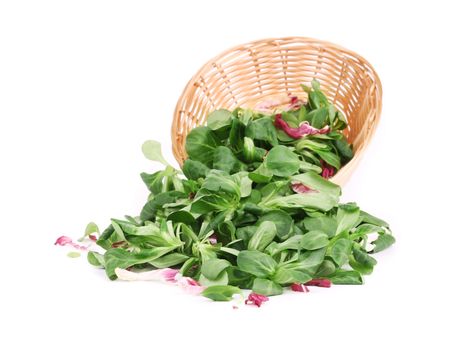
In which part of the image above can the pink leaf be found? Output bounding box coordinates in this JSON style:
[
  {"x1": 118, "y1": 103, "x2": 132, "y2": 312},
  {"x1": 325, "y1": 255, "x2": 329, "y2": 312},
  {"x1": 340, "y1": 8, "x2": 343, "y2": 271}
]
[
  {"x1": 245, "y1": 292, "x2": 269, "y2": 307},
  {"x1": 305, "y1": 279, "x2": 332, "y2": 288},
  {"x1": 54, "y1": 235, "x2": 88, "y2": 251},
  {"x1": 208, "y1": 233, "x2": 218, "y2": 245},
  {"x1": 320, "y1": 160, "x2": 335, "y2": 179},
  {"x1": 291, "y1": 182, "x2": 319, "y2": 194},
  {"x1": 290, "y1": 283, "x2": 310, "y2": 292},
  {"x1": 176, "y1": 277, "x2": 205, "y2": 295},
  {"x1": 274, "y1": 114, "x2": 330, "y2": 139},
  {"x1": 254, "y1": 99, "x2": 283, "y2": 113}
]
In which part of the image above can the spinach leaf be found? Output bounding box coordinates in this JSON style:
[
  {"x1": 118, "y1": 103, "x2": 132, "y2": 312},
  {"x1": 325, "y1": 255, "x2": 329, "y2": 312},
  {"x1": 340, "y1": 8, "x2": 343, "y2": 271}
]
[
  {"x1": 328, "y1": 238, "x2": 352, "y2": 267},
  {"x1": 350, "y1": 246, "x2": 377, "y2": 275},
  {"x1": 87, "y1": 251, "x2": 105, "y2": 267},
  {"x1": 303, "y1": 216, "x2": 338, "y2": 238},
  {"x1": 329, "y1": 270, "x2": 363, "y2": 285},
  {"x1": 228, "y1": 118, "x2": 246, "y2": 152},
  {"x1": 213, "y1": 146, "x2": 241, "y2": 173},
  {"x1": 315, "y1": 259, "x2": 336, "y2": 277},
  {"x1": 300, "y1": 231, "x2": 329, "y2": 250},
  {"x1": 336, "y1": 202, "x2": 360, "y2": 235},
  {"x1": 104, "y1": 247, "x2": 179, "y2": 280},
  {"x1": 265, "y1": 145, "x2": 300, "y2": 177},
  {"x1": 257, "y1": 210, "x2": 293, "y2": 239},
  {"x1": 201, "y1": 285, "x2": 242, "y2": 301},
  {"x1": 291, "y1": 172, "x2": 341, "y2": 200},
  {"x1": 182, "y1": 159, "x2": 210, "y2": 180},
  {"x1": 252, "y1": 278, "x2": 283, "y2": 296},
  {"x1": 264, "y1": 191, "x2": 339, "y2": 212},
  {"x1": 141, "y1": 140, "x2": 172, "y2": 167},
  {"x1": 333, "y1": 137, "x2": 353, "y2": 161},
  {"x1": 206, "y1": 109, "x2": 233, "y2": 130},
  {"x1": 314, "y1": 149, "x2": 341, "y2": 169},
  {"x1": 249, "y1": 163, "x2": 273, "y2": 184},
  {"x1": 245, "y1": 117, "x2": 278, "y2": 146},
  {"x1": 201, "y1": 258, "x2": 232, "y2": 280},
  {"x1": 248, "y1": 221, "x2": 277, "y2": 251},
  {"x1": 272, "y1": 268, "x2": 312, "y2": 284},
  {"x1": 359, "y1": 211, "x2": 390, "y2": 228},
  {"x1": 265, "y1": 235, "x2": 302, "y2": 256},
  {"x1": 185, "y1": 126, "x2": 220, "y2": 166},
  {"x1": 140, "y1": 191, "x2": 187, "y2": 221},
  {"x1": 307, "y1": 107, "x2": 328, "y2": 128},
  {"x1": 148, "y1": 253, "x2": 189, "y2": 268},
  {"x1": 371, "y1": 234, "x2": 396, "y2": 253},
  {"x1": 237, "y1": 250, "x2": 277, "y2": 278}
]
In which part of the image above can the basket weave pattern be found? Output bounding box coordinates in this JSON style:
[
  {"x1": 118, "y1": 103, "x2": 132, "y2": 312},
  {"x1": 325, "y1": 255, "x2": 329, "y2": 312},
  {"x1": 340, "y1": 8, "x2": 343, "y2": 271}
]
[{"x1": 172, "y1": 37, "x2": 382, "y2": 185}]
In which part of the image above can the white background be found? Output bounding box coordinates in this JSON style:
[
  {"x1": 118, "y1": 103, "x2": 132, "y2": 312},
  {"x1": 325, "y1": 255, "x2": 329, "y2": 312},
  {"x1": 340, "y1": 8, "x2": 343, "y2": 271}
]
[{"x1": 1, "y1": 0, "x2": 473, "y2": 349}]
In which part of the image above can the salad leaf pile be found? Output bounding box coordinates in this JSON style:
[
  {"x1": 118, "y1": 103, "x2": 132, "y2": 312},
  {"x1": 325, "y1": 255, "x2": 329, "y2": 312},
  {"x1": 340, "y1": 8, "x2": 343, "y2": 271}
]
[{"x1": 83, "y1": 80, "x2": 395, "y2": 303}]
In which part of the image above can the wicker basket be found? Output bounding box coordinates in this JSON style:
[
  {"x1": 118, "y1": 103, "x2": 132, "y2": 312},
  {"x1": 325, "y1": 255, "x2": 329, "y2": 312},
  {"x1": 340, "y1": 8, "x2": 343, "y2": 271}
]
[{"x1": 172, "y1": 37, "x2": 382, "y2": 186}]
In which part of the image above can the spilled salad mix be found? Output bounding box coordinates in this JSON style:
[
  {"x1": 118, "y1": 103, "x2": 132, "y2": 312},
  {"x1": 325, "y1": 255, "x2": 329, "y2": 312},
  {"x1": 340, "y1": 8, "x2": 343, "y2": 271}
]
[{"x1": 56, "y1": 80, "x2": 394, "y2": 307}]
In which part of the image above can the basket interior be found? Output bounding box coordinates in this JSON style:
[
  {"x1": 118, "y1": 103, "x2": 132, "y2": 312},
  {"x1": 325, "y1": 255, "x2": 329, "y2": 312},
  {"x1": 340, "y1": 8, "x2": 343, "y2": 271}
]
[{"x1": 173, "y1": 37, "x2": 381, "y2": 172}]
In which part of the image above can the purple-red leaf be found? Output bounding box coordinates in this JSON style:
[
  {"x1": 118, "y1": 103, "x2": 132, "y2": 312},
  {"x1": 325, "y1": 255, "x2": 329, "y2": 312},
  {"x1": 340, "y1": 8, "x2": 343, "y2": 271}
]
[{"x1": 274, "y1": 114, "x2": 330, "y2": 139}]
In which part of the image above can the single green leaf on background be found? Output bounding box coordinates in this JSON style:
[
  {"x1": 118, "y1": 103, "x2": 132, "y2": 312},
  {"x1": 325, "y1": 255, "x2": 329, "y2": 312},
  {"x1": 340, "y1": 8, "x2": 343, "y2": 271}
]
[
  {"x1": 142, "y1": 140, "x2": 172, "y2": 167},
  {"x1": 329, "y1": 270, "x2": 363, "y2": 285},
  {"x1": 67, "y1": 251, "x2": 81, "y2": 258},
  {"x1": 201, "y1": 285, "x2": 242, "y2": 301},
  {"x1": 87, "y1": 251, "x2": 105, "y2": 267},
  {"x1": 371, "y1": 234, "x2": 396, "y2": 253},
  {"x1": 78, "y1": 222, "x2": 100, "y2": 242}
]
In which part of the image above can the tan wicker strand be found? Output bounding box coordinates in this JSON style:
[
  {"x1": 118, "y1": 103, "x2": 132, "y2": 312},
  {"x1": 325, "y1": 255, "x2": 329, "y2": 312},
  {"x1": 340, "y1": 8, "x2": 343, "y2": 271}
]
[{"x1": 172, "y1": 37, "x2": 382, "y2": 186}]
